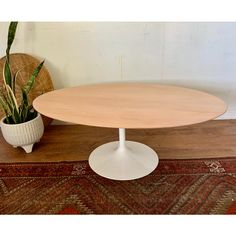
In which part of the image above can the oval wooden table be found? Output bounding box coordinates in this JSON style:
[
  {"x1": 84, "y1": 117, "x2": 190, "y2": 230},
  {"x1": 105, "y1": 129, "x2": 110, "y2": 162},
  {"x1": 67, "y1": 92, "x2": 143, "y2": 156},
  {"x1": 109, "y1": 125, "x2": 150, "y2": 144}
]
[{"x1": 33, "y1": 83, "x2": 227, "y2": 180}]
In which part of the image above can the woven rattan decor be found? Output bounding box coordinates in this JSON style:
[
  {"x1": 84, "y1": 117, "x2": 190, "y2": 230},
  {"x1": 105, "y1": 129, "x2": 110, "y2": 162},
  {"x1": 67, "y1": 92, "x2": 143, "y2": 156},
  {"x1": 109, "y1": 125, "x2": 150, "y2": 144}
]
[{"x1": 0, "y1": 53, "x2": 54, "y2": 127}]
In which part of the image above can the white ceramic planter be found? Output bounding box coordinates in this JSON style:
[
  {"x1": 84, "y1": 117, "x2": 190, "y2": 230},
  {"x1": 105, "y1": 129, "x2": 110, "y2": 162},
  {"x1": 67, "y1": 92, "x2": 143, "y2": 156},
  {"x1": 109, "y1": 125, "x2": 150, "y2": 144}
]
[{"x1": 0, "y1": 113, "x2": 44, "y2": 153}]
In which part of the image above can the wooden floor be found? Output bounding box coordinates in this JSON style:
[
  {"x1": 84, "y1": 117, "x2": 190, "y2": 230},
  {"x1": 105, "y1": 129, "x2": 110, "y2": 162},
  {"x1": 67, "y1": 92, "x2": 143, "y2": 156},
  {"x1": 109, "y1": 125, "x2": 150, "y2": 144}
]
[{"x1": 0, "y1": 120, "x2": 236, "y2": 163}]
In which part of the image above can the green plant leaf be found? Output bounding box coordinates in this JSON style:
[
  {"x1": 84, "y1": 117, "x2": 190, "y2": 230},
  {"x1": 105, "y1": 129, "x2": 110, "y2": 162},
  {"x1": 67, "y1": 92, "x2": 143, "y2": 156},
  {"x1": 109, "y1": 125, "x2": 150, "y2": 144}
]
[
  {"x1": 20, "y1": 88, "x2": 33, "y2": 123},
  {"x1": 6, "y1": 22, "x2": 18, "y2": 59},
  {"x1": 0, "y1": 87, "x2": 14, "y2": 115},
  {"x1": 12, "y1": 68, "x2": 22, "y2": 95},
  {"x1": 4, "y1": 94, "x2": 14, "y2": 114},
  {"x1": 24, "y1": 60, "x2": 45, "y2": 94},
  {"x1": 12, "y1": 106, "x2": 21, "y2": 123},
  {"x1": 20, "y1": 105, "x2": 26, "y2": 122},
  {"x1": 20, "y1": 88, "x2": 29, "y2": 119},
  {"x1": 0, "y1": 96, "x2": 10, "y2": 116},
  {"x1": 21, "y1": 88, "x2": 28, "y2": 107},
  {"x1": 3, "y1": 61, "x2": 12, "y2": 88},
  {"x1": 6, "y1": 84, "x2": 19, "y2": 113}
]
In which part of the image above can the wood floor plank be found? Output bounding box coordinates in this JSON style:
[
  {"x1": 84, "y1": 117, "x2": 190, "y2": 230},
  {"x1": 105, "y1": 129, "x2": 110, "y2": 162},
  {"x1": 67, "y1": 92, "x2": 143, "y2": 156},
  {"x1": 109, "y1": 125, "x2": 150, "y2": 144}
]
[{"x1": 0, "y1": 120, "x2": 236, "y2": 163}]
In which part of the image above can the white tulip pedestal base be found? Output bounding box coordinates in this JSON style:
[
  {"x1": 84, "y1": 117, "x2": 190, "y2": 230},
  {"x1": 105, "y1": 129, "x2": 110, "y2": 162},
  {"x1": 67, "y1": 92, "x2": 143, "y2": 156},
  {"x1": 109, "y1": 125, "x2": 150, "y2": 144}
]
[{"x1": 88, "y1": 128, "x2": 159, "y2": 180}]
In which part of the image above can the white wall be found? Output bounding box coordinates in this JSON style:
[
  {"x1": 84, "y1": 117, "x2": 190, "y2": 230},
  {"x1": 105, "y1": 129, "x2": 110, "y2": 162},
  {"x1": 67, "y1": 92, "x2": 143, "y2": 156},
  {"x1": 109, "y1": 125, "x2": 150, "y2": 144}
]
[{"x1": 0, "y1": 22, "x2": 236, "y2": 119}]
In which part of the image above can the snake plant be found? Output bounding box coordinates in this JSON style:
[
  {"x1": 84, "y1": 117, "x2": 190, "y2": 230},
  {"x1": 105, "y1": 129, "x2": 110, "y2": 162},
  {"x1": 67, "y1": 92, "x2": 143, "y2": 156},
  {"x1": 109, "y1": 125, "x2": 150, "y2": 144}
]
[{"x1": 0, "y1": 22, "x2": 44, "y2": 124}]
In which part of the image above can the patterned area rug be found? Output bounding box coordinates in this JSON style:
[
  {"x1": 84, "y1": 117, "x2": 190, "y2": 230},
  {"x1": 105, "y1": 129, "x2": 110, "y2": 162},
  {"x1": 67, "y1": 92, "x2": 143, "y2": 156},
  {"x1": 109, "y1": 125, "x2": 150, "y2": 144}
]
[{"x1": 0, "y1": 158, "x2": 236, "y2": 214}]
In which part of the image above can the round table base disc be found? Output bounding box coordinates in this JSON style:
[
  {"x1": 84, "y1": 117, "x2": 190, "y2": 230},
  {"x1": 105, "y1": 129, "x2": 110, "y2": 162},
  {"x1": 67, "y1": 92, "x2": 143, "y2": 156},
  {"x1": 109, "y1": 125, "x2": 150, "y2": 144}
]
[{"x1": 88, "y1": 141, "x2": 159, "y2": 180}]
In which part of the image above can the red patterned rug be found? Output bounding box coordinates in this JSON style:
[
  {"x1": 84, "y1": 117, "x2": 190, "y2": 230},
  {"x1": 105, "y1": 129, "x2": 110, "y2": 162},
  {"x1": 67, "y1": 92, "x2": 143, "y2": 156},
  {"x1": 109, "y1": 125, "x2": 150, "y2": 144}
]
[{"x1": 0, "y1": 158, "x2": 236, "y2": 214}]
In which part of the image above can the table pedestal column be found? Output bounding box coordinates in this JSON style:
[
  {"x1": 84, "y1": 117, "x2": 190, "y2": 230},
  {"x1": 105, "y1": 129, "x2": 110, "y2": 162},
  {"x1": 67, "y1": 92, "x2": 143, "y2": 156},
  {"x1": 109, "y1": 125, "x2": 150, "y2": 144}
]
[{"x1": 88, "y1": 128, "x2": 159, "y2": 180}]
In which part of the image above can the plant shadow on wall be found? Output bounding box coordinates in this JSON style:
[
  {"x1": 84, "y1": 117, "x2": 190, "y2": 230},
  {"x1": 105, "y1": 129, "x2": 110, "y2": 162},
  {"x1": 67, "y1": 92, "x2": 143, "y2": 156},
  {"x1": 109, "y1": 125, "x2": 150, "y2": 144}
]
[{"x1": 0, "y1": 22, "x2": 45, "y2": 153}]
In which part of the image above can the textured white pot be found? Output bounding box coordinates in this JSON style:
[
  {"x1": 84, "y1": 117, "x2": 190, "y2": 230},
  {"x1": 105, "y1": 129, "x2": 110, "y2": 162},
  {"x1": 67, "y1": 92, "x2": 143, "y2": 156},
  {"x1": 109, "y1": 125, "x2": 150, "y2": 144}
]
[{"x1": 0, "y1": 113, "x2": 44, "y2": 153}]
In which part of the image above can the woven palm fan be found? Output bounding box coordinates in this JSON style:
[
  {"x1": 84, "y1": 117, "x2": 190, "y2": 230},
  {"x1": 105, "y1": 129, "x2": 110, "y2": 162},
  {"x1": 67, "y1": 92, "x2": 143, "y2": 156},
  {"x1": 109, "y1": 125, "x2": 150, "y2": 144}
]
[{"x1": 0, "y1": 53, "x2": 54, "y2": 127}]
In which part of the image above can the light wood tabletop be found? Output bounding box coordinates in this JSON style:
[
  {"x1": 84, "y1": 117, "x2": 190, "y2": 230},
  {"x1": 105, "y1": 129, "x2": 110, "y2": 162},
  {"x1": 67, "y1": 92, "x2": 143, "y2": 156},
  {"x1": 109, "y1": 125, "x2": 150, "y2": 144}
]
[{"x1": 33, "y1": 82, "x2": 227, "y2": 129}]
